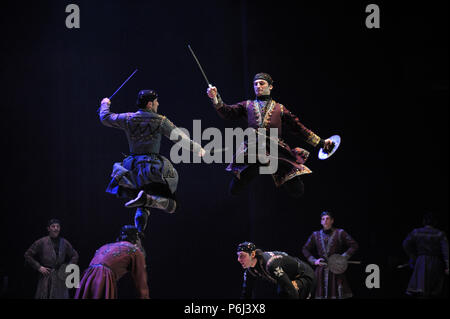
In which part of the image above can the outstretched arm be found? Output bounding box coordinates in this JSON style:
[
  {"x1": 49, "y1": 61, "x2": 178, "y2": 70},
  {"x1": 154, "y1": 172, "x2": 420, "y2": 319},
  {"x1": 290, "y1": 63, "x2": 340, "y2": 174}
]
[
  {"x1": 282, "y1": 106, "x2": 334, "y2": 152},
  {"x1": 160, "y1": 116, "x2": 205, "y2": 157},
  {"x1": 207, "y1": 86, "x2": 247, "y2": 120}
]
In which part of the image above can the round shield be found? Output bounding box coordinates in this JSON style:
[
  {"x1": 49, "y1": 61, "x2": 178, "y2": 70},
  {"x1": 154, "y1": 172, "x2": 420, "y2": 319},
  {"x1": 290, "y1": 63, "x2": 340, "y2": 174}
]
[
  {"x1": 327, "y1": 254, "x2": 348, "y2": 274},
  {"x1": 318, "y1": 135, "x2": 341, "y2": 160}
]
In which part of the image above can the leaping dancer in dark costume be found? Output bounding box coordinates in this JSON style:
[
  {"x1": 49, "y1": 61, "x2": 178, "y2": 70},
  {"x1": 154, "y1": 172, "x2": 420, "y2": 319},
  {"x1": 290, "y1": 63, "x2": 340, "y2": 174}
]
[{"x1": 98, "y1": 89, "x2": 205, "y2": 233}]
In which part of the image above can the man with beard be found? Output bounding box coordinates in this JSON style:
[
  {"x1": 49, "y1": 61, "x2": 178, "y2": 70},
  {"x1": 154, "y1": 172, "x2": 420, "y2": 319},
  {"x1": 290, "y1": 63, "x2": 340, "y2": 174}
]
[{"x1": 24, "y1": 219, "x2": 79, "y2": 299}]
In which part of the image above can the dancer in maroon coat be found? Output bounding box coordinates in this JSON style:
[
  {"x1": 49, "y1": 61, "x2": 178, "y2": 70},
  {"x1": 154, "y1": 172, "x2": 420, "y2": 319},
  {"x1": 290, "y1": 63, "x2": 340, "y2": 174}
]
[
  {"x1": 302, "y1": 211, "x2": 358, "y2": 299},
  {"x1": 24, "y1": 219, "x2": 79, "y2": 299},
  {"x1": 207, "y1": 73, "x2": 335, "y2": 198},
  {"x1": 75, "y1": 225, "x2": 149, "y2": 299}
]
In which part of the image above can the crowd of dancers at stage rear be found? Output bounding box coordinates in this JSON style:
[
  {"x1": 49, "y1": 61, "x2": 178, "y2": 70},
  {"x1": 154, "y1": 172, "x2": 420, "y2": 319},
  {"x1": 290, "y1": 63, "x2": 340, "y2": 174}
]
[{"x1": 20, "y1": 73, "x2": 449, "y2": 299}]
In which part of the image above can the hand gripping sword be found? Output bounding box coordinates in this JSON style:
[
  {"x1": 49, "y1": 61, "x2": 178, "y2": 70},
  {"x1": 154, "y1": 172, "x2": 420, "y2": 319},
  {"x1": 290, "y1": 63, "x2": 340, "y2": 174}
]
[{"x1": 187, "y1": 44, "x2": 219, "y2": 104}]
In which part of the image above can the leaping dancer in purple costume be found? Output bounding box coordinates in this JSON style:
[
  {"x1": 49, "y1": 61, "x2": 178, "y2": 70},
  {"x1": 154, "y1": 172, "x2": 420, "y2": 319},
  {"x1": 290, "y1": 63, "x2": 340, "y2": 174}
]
[
  {"x1": 206, "y1": 72, "x2": 336, "y2": 198},
  {"x1": 98, "y1": 73, "x2": 205, "y2": 234},
  {"x1": 187, "y1": 45, "x2": 339, "y2": 198}
]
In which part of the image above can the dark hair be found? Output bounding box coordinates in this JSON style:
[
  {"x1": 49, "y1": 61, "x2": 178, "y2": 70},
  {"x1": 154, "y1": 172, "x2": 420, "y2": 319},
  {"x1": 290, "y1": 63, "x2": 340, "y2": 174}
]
[
  {"x1": 47, "y1": 219, "x2": 61, "y2": 227},
  {"x1": 116, "y1": 225, "x2": 140, "y2": 244},
  {"x1": 422, "y1": 211, "x2": 436, "y2": 227},
  {"x1": 136, "y1": 89, "x2": 158, "y2": 109},
  {"x1": 320, "y1": 211, "x2": 334, "y2": 219}
]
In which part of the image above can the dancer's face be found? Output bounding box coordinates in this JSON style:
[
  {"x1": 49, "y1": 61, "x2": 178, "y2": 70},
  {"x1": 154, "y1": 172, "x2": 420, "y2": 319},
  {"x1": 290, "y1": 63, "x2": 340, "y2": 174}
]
[
  {"x1": 237, "y1": 251, "x2": 256, "y2": 269},
  {"x1": 47, "y1": 223, "x2": 61, "y2": 238},
  {"x1": 253, "y1": 80, "x2": 272, "y2": 97},
  {"x1": 148, "y1": 98, "x2": 159, "y2": 112},
  {"x1": 321, "y1": 215, "x2": 334, "y2": 230}
]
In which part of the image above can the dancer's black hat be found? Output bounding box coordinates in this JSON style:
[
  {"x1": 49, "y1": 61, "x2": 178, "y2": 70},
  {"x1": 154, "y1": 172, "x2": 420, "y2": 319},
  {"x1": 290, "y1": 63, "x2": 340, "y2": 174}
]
[
  {"x1": 136, "y1": 89, "x2": 158, "y2": 108},
  {"x1": 253, "y1": 73, "x2": 273, "y2": 85},
  {"x1": 237, "y1": 242, "x2": 256, "y2": 254}
]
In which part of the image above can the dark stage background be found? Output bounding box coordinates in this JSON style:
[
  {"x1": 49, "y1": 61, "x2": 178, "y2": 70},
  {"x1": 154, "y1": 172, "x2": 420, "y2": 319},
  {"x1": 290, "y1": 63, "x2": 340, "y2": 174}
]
[{"x1": 0, "y1": 0, "x2": 448, "y2": 300}]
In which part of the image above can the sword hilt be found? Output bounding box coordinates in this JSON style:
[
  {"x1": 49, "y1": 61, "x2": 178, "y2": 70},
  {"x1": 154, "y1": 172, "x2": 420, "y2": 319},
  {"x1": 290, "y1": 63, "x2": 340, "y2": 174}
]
[{"x1": 208, "y1": 84, "x2": 218, "y2": 104}]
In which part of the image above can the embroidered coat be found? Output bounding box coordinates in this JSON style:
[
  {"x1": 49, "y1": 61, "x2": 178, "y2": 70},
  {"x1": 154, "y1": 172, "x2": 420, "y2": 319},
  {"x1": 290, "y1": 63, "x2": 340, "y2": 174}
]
[
  {"x1": 75, "y1": 241, "x2": 149, "y2": 299},
  {"x1": 99, "y1": 102, "x2": 202, "y2": 199},
  {"x1": 302, "y1": 228, "x2": 358, "y2": 299},
  {"x1": 213, "y1": 97, "x2": 326, "y2": 186},
  {"x1": 24, "y1": 236, "x2": 79, "y2": 299}
]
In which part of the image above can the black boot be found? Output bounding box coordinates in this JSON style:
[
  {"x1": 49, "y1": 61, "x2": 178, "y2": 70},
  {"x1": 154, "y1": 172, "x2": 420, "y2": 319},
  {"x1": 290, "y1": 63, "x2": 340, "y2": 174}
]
[
  {"x1": 125, "y1": 190, "x2": 177, "y2": 214},
  {"x1": 134, "y1": 207, "x2": 151, "y2": 232}
]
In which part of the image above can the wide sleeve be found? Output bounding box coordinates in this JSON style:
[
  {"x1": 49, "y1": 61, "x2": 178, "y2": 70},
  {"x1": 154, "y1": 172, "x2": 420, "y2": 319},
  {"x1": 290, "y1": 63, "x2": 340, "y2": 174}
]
[
  {"x1": 160, "y1": 116, "x2": 203, "y2": 154},
  {"x1": 64, "y1": 240, "x2": 79, "y2": 265},
  {"x1": 24, "y1": 239, "x2": 43, "y2": 271},
  {"x1": 282, "y1": 106, "x2": 325, "y2": 148},
  {"x1": 240, "y1": 270, "x2": 255, "y2": 299},
  {"x1": 213, "y1": 95, "x2": 248, "y2": 121},
  {"x1": 340, "y1": 229, "x2": 359, "y2": 258},
  {"x1": 98, "y1": 101, "x2": 130, "y2": 130},
  {"x1": 302, "y1": 233, "x2": 318, "y2": 265},
  {"x1": 130, "y1": 250, "x2": 150, "y2": 299}
]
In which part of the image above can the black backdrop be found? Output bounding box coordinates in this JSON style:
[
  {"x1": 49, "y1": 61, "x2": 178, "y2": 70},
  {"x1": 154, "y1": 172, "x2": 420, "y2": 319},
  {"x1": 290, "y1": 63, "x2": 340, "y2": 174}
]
[{"x1": 0, "y1": 0, "x2": 448, "y2": 300}]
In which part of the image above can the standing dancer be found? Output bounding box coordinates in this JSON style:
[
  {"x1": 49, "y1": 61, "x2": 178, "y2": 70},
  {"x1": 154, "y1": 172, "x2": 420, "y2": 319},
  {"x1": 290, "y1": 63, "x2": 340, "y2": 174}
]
[
  {"x1": 99, "y1": 90, "x2": 205, "y2": 233},
  {"x1": 24, "y1": 219, "x2": 79, "y2": 299},
  {"x1": 302, "y1": 211, "x2": 359, "y2": 299},
  {"x1": 402, "y1": 212, "x2": 449, "y2": 298},
  {"x1": 206, "y1": 73, "x2": 336, "y2": 198}
]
